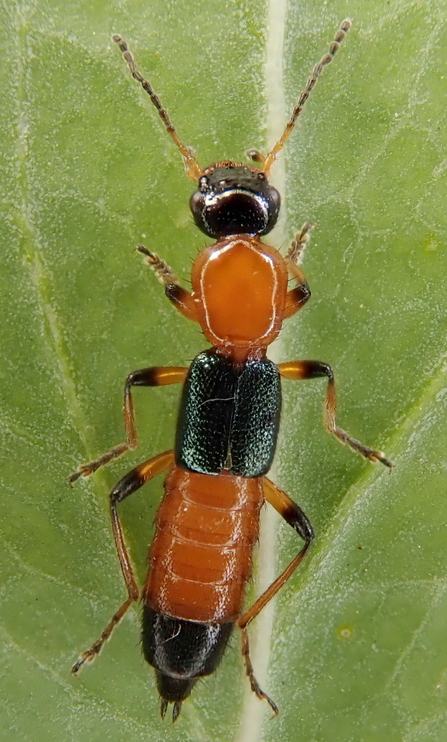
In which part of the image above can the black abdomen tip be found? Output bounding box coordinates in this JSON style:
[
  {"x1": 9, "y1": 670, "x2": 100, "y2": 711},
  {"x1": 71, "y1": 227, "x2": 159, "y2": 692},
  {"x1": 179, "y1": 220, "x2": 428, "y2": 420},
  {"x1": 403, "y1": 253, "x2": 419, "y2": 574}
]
[
  {"x1": 158, "y1": 673, "x2": 198, "y2": 721},
  {"x1": 157, "y1": 671, "x2": 197, "y2": 703},
  {"x1": 142, "y1": 605, "x2": 234, "y2": 719}
]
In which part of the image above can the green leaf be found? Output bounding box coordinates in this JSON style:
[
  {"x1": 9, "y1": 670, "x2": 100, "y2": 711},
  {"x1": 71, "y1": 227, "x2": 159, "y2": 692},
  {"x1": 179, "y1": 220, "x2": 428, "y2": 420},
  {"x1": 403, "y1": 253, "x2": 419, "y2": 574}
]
[{"x1": 1, "y1": 2, "x2": 446, "y2": 741}]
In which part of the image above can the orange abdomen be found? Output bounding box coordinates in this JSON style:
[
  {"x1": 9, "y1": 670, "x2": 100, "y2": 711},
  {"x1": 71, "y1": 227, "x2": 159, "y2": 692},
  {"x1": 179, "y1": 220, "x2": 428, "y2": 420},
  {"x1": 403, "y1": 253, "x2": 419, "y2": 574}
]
[{"x1": 143, "y1": 466, "x2": 264, "y2": 623}]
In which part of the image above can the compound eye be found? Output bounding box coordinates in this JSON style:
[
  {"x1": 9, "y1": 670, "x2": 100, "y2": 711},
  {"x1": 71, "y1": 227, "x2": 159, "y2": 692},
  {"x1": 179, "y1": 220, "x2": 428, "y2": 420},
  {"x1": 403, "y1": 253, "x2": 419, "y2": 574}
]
[
  {"x1": 267, "y1": 186, "x2": 281, "y2": 219},
  {"x1": 190, "y1": 190, "x2": 210, "y2": 235},
  {"x1": 190, "y1": 190, "x2": 204, "y2": 213}
]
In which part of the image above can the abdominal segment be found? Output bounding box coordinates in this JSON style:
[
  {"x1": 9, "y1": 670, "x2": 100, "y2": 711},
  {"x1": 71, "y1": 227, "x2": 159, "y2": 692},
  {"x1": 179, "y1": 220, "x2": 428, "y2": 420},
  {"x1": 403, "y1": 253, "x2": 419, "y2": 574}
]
[{"x1": 143, "y1": 465, "x2": 264, "y2": 623}]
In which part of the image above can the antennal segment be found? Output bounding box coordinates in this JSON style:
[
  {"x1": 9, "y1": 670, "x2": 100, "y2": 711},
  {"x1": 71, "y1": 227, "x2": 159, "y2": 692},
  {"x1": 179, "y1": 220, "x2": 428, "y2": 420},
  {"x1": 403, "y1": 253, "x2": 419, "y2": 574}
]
[
  {"x1": 113, "y1": 35, "x2": 203, "y2": 181},
  {"x1": 262, "y1": 19, "x2": 351, "y2": 176}
]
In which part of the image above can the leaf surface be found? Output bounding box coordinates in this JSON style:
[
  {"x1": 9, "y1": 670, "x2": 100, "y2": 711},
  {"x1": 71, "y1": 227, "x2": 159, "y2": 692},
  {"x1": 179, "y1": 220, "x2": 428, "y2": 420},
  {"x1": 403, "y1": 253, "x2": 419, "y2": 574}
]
[{"x1": 1, "y1": 2, "x2": 446, "y2": 741}]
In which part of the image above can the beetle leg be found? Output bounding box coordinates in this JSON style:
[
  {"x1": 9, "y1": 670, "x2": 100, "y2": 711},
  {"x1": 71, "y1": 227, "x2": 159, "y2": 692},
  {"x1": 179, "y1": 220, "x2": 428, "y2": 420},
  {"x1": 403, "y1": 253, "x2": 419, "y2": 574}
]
[
  {"x1": 278, "y1": 359, "x2": 393, "y2": 468},
  {"x1": 237, "y1": 477, "x2": 314, "y2": 714},
  {"x1": 137, "y1": 245, "x2": 198, "y2": 322},
  {"x1": 283, "y1": 222, "x2": 313, "y2": 318},
  {"x1": 72, "y1": 450, "x2": 174, "y2": 673},
  {"x1": 70, "y1": 366, "x2": 187, "y2": 482}
]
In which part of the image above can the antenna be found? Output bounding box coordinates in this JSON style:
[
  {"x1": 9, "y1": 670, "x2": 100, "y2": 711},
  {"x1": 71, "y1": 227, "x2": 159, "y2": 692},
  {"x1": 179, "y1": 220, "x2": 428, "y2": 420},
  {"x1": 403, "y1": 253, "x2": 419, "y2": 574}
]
[
  {"x1": 113, "y1": 35, "x2": 203, "y2": 181},
  {"x1": 262, "y1": 20, "x2": 351, "y2": 175}
]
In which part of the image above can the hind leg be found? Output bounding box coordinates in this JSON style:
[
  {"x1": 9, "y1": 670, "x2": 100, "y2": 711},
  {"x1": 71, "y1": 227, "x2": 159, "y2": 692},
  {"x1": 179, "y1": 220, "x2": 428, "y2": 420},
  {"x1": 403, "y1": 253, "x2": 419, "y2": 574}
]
[{"x1": 72, "y1": 450, "x2": 174, "y2": 673}]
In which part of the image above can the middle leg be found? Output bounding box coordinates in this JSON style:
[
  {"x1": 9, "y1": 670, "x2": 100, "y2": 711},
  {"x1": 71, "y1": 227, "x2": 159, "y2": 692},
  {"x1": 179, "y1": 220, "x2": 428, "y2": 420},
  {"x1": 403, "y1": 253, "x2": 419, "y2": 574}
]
[
  {"x1": 70, "y1": 366, "x2": 187, "y2": 482},
  {"x1": 278, "y1": 359, "x2": 393, "y2": 467}
]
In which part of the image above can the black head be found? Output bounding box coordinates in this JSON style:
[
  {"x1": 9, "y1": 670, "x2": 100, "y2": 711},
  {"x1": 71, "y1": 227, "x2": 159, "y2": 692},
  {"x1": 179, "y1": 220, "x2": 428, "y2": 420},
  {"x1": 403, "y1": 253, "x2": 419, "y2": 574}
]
[{"x1": 189, "y1": 163, "x2": 281, "y2": 239}]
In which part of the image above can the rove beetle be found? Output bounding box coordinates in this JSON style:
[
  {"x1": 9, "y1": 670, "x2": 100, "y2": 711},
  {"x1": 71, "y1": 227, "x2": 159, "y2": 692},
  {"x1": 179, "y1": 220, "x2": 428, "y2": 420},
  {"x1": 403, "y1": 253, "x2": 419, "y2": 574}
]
[{"x1": 71, "y1": 20, "x2": 392, "y2": 721}]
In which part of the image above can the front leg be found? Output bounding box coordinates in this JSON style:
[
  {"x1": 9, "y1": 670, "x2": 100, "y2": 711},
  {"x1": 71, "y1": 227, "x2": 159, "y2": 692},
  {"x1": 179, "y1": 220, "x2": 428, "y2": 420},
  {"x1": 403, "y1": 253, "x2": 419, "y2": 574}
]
[
  {"x1": 283, "y1": 222, "x2": 314, "y2": 319},
  {"x1": 278, "y1": 359, "x2": 393, "y2": 468},
  {"x1": 137, "y1": 245, "x2": 198, "y2": 322}
]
